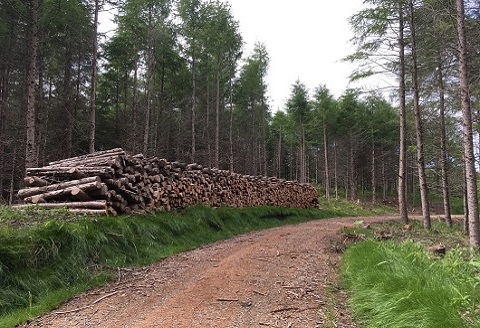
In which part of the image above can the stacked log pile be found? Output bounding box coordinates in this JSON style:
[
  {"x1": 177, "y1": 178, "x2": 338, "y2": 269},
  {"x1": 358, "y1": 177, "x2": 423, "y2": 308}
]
[{"x1": 16, "y1": 148, "x2": 319, "y2": 215}]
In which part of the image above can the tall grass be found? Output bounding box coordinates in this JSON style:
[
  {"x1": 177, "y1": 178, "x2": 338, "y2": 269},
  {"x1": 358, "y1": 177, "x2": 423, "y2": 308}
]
[
  {"x1": 0, "y1": 205, "x2": 337, "y2": 326},
  {"x1": 341, "y1": 240, "x2": 480, "y2": 328}
]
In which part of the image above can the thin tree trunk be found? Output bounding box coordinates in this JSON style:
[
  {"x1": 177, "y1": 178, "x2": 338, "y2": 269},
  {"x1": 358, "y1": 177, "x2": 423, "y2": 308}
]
[
  {"x1": 456, "y1": 0, "x2": 480, "y2": 246},
  {"x1": 297, "y1": 123, "x2": 306, "y2": 183},
  {"x1": 88, "y1": 0, "x2": 99, "y2": 154},
  {"x1": 143, "y1": 28, "x2": 154, "y2": 156},
  {"x1": 205, "y1": 66, "x2": 211, "y2": 167},
  {"x1": 437, "y1": 60, "x2": 452, "y2": 227},
  {"x1": 334, "y1": 139, "x2": 338, "y2": 199},
  {"x1": 349, "y1": 138, "x2": 357, "y2": 201},
  {"x1": 398, "y1": 3, "x2": 409, "y2": 224},
  {"x1": 371, "y1": 140, "x2": 376, "y2": 204},
  {"x1": 25, "y1": 0, "x2": 40, "y2": 169},
  {"x1": 191, "y1": 49, "x2": 196, "y2": 163},
  {"x1": 262, "y1": 97, "x2": 267, "y2": 176},
  {"x1": 215, "y1": 68, "x2": 220, "y2": 168},
  {"x1": 229, "y1": 70, "x2": 234, "y2": 172},
  {"x1": 8, "y1": 147, "x2": 17, "y2": 205},
  {"x1": 323, "y1": 122, "x2": 330, "y2": 201},
  {"x1": 382, "y1": 150, "x2": 387, "y2": 200},
  {"x1": 63, "y1": 48, "x2": 74, "y2": 158},
  {"x1": 409, "y1": 0, "x2": 430, "y2": 229},
  {"x1": 276, "y1": 127, "x2": 282, "y2": 177},
  {"x1": 132, "y1": 59, "x2": 139, "y2": 152}
]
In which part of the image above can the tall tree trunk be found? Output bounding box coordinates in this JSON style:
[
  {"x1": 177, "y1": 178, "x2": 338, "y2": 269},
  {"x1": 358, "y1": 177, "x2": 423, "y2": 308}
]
[
  {"x1": 215, "y1": 68, "x2": 220, "y2": 168},
  {"x1": 143, "y1": 31, "x2": 154, "y2": 156},
  {"x1": 63, "y1": 48, "x2": 74, "y2": 158},
  {"x1": 261, "y1": 97, "x2": 267, "y2": 176},
  {"x1": 371, "y1": 139, "x2": 376, "y2": 204},
  {"x1": 409, "y1": 0, "x2": 431, "y2": 229},
  {"x1": 276, "y1": 127, "x2": 282, "y2": 177},
  {"x1": 25, "y1": 0, "x2": 40, "y2": 169},
  {"x1": 36, "y1": 49, "x2": 44, "y2": 163},
  {"x1": 88, "y1": 0, "x2": 99, "y2": 154},
  {"x1": 456, "y1": 0, "x2": 480, "y2": 247},
  {"x1": 397, "y1": 3, "x2": 409, "y2": 224},
  {"x1": 349, "y1": 138, "x2": 357, "y2": 201},
  {"x1": 382, "y1": 149, "x2": 387, "y2": 200},
  {"x1": 132, "y1": 59, "x2": 139, "y2": 152},
  {"x1": 8, "y1": 146, "x2": 17, "y2": 205},
  {"x1": 205, "y1": 67, "x2": 211, "y2": 167},
  {"x1": 323, "y1": 121, "x2": 330, "y2": 201},
  {"x1": 191, "y1": 50, "x2": 196, "y2": 163},
  {"x1": 334, "y1": 139, "x2": 338, "y2": 199},
  {"x1": 437, "y1": 60, "x2": 452, "y2": 227},
  {"x1": 229, "y1": 70, "x2": 234, "y2": 172}
]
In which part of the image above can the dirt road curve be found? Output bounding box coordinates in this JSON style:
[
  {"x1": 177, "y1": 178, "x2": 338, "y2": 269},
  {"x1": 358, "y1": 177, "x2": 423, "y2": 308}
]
[{"x1": 23, "y1": 217, "x2": 387, "y2": 328}]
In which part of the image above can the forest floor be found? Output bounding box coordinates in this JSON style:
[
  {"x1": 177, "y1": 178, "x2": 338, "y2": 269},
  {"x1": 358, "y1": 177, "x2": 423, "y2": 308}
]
[{"x1": 20, "y1": 216, "x2": 394, "y2": 328}]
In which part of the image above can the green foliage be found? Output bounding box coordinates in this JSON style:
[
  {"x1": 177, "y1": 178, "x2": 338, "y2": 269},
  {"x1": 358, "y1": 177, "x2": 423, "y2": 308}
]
[
  {"x1": 0, "y1": 205, "x2": 335, "y2": 326},
  {"x1": 342, "y1": 240, "x2": 480, "y2": 327}
]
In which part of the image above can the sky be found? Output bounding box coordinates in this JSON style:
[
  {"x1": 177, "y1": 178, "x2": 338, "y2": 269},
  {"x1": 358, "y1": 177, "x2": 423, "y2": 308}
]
[{"x1": 222, "y1": 0, "x2": 382, "y2": 111}]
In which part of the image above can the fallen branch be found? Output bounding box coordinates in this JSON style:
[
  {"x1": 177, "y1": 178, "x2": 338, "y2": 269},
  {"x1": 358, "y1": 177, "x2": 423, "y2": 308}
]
[
  {"x1": 55, "y1": 290, "x2": 120, "y2": 315},
  {"x1": 253, "y1": 290, "x2": 267, "y2": 296},
  {"x1": 270, "y1": 306, "x2": 299, "y2": 313},
  {"x1": 216, "y1": 298, "x2": 239, "y2": 302}
]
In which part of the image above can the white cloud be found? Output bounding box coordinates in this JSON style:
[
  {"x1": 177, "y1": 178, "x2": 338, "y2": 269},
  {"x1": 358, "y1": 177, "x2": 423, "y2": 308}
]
[{"x1": 224, "y1": 0, "x2": 373, "y2": 111}]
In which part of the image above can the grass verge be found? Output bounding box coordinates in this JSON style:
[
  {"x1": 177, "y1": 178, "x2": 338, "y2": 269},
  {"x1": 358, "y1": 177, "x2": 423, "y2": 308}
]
[
  {"x1": 341, "y1": 220, "x2": 480, "y2": 328},
  {"x1": 0, "y1": 204, "x2": 347, "y2": 327}
]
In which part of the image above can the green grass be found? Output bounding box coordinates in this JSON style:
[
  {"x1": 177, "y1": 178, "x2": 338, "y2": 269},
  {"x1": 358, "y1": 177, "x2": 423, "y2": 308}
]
[
  {"x1": 341, "y1": 239, "x2": 480, "y2": 328},
  {"x1": 0, "y1": 205, "x2": 343, "y2": 327},
  {"x1": 318, "y1": 197, "x2": 395, "y2": 217}
]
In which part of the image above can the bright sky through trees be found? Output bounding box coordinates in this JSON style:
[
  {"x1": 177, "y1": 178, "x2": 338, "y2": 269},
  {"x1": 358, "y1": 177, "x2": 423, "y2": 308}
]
[
  {"x1": 99, "y1": 1, "x2": 388, "y2": 111},
  {"x1": 224, "y1": 0, "x2": 390, "y2": 111}
]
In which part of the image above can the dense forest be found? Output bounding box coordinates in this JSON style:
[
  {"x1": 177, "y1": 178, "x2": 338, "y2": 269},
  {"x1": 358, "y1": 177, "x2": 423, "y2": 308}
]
[{"x1": 1, "y1": 0, "x2": 480, "y2": 240}]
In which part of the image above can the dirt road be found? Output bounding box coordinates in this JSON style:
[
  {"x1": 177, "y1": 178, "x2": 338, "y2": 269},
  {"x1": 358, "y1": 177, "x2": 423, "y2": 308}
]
[{"x1": 23, "y1": 217, "x2": 387, "y2": 328}]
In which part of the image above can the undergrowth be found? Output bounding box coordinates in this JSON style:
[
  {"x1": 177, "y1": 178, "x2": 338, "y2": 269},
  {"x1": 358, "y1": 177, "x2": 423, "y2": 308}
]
[
  {"x1": 0, "y1": 205, "x2": 342, "y2": 327},
  {"x1": 341, "y1": 221, "x2": 480, "y2": 328}
]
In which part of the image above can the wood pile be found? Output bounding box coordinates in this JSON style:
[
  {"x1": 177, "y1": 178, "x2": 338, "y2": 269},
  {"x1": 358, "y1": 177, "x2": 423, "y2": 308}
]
[{"x1": 16, "y1": 148, "x2": 319, "y2": 215}]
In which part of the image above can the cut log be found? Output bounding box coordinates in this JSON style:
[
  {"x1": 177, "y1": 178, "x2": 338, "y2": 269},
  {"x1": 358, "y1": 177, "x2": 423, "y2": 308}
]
[
  {"x1": 23, "y1": 181, "x2": 104, "y2": 203},
  {"x1": 70, "y1": 187, "x2": 94, "y2": 201},
  {"x1": 47, "y1": 148, "x2": 125, "y2": 166},
  {"x1": 18, "y1": 176, "x2": 101, "y2": 199},
  {"x1": 13, "y1": 201, "x2": 107, "y2": 210},
  {"x1": 24, "y1": 176, "x2": 49, "y2": 187}
]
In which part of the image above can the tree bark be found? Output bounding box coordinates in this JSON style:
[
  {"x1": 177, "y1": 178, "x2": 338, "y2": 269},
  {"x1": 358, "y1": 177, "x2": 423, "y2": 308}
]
[
  {"x1": 456, "y1": 0, "x2": 480, "y2": 247},
  {"x1": 323, "y1": 121, "x2": 330, "y2": 201},
  {"x1": 25, "y1": 0, "x2": 40, "y2": 169},
  {"x1": 371, "y1": 139, "x2": 376, "y2": 204},
  {"x1": 88, "y1": 0, "x2": 99, "y2": 154},
  {"x1": 334, "y1": 139, "x2": 338, "y2": 200},
  {"x1": 132, "y1": 58, "x2": 139, "y2": 153},
  {"x1": 349, "y1": 137, "x2": 357, "y2": 201},
  {"x1": 191, "y1": 47, "x2": 197, "y2": 163},
  {"x1": 63, "y1": 47, "x2": 74, "y2": 158},
  {"x1": 437, "y1": 60, "x2": 452, "y2": 227},
  {"x1": 409, "y1": 0, "x2": 430, "y2": 229},
  {"x1": 143, "y1": 8, "x2": 154, "y2": 156},
  {"x1": 397, "y1": 3, "x2": 409, "y2": 224},
  {"x1": 215, "y1": 67, "x2": 220, "y2": 168},
  {"x1": 229, "y1": 68, "x2": 234, "y2": 173},
  {"x1": 18, "y1": 176, "x2": 101, "y2": 199}
]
